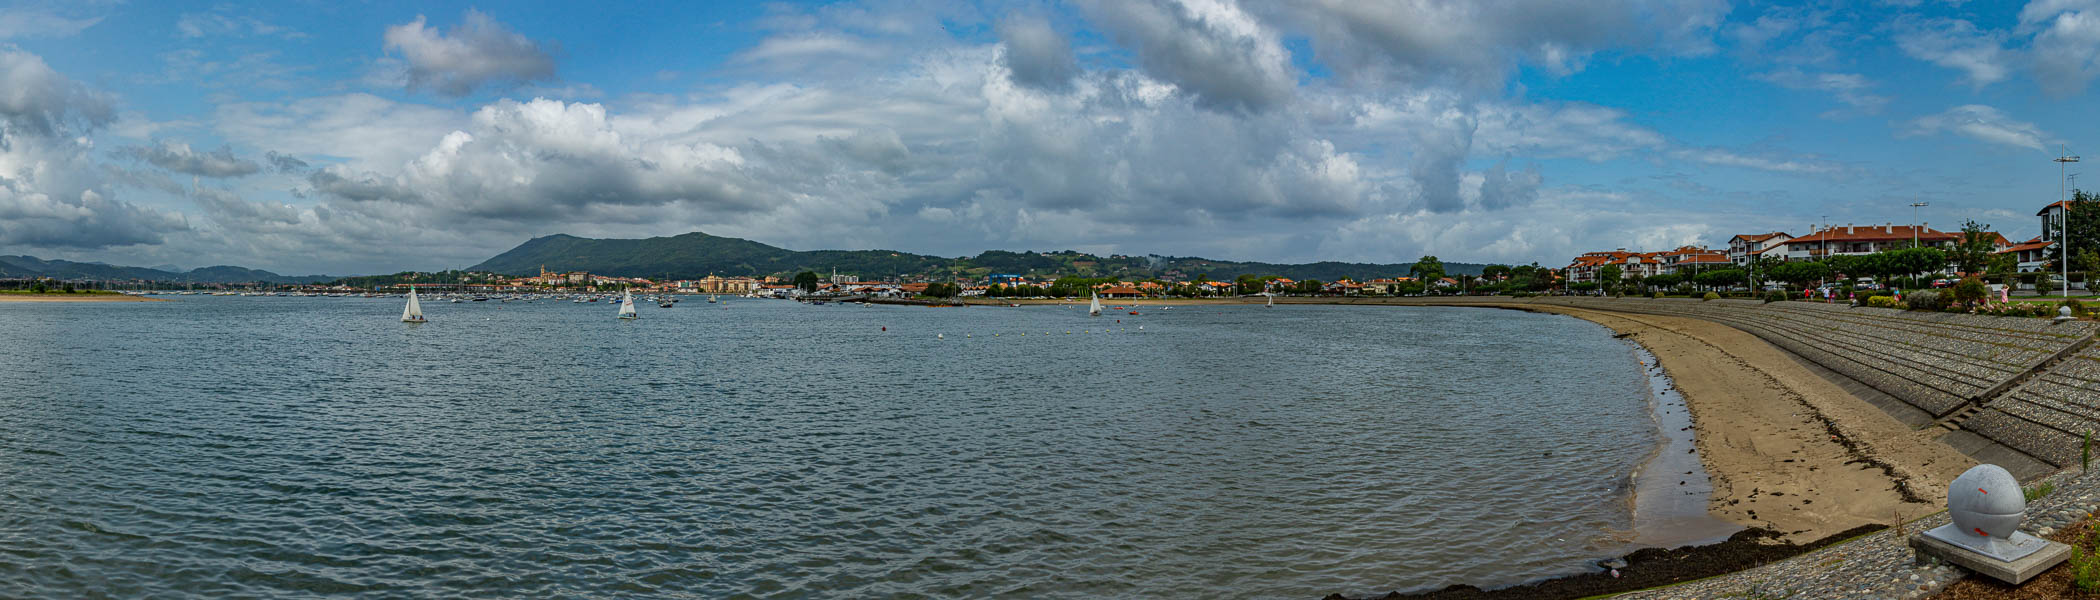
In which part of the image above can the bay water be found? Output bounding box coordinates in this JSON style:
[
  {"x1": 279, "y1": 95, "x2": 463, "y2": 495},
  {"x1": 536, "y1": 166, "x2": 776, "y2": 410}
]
[{"x1": 0, "y1": 297, "x2": 1662, "y2": 598}]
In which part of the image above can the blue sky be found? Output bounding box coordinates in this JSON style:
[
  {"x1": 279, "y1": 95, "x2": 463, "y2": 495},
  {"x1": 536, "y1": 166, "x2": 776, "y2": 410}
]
[{"x1": 1, "y1": 0, "x2": 2097, "y2": 274}]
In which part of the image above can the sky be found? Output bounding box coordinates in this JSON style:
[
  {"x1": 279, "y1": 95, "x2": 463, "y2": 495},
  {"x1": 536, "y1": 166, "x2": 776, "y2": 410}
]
[{"x1": 2, "y1": 0, "x2": 2098, "y2": 275}]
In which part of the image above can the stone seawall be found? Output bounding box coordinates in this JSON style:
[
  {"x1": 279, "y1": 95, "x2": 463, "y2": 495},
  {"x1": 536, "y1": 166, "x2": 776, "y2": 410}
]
[{"x1": 1469, "y1": 296, "x2": 2100, "y2": 472}]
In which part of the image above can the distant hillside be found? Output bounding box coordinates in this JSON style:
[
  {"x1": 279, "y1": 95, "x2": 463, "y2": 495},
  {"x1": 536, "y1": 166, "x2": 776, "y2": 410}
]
[
  {"x1": 469, "y1": 232, "x2": 953, "y2": 279},
  {"x1": 0, "y1": 255, "x2": 333, "y2": 284},
  {"x1": 470, "y1": 232, "x2": 1488, "y2": 282}
]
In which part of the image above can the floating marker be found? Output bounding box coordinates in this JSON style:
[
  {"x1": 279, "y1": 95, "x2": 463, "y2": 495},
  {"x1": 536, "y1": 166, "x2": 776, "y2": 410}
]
[{"x1": 937, "y1": 333, "x2": 944, "y2": 339}]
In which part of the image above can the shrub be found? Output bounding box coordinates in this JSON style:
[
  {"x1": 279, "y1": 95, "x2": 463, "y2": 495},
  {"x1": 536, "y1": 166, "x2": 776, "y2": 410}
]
[
  {"x1": 1976, "y1": 302, "x2": 2057, "y2": 318},
  {"x1": 1653, "y1": 291, "x2": 1665, "y2": 299},
  {"x1": 2025, "y1": 481, "x2": 2056, "y2": 502},
  {"x1": 2075, "y1": 518, "x2": 2100, "y2": 593},
  {"x1": 1951, "y1": 277, "x2": 1987, "y2": 308},
  {"x1": 1866, "y1": 295, "x2": 1902, "y2": 309},
  {"x1": 1702, "y1": 291, "x2": 1720, "y2": 301},
  {"x1": 1763, "y1": 290, "x2": 1787, "y2": 303},
  {"x1": 1905, "y1": 290, "x2": 1944, "y2": 311},
  {"x1": 2069, "y1": 299, "x2": 2091, "y2": 319}
]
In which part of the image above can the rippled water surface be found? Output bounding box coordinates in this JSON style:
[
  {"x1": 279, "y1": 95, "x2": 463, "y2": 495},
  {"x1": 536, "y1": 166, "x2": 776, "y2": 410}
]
[{"x1": 0, "y1": 297, "x2": 1659, "y2": 598}]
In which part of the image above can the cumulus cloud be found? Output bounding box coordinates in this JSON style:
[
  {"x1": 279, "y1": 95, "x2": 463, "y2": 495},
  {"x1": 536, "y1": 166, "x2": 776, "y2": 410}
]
[
  {"x1": 1273, "y1": 0, "x2": 1729, "y2": 90},
  {"x1": 119, "y1": 141, "x2": 262, "y2": 178},
  {"x1": 382, "y1": 9, "x2": 557, "y2": 96},
  {"x1": 0, "y1": 46, "x2": 114, "y2": 136},
  {"x1": 1475, "y1": 161, "x2": 1543, "y2": 211},
  {"x1": 2023, "y1": 0, "x2": 2100, "y2": 96},
  {"x1": 0, "y1": 46, "x2": 178, "y2": 251},
  {"x1": 1075, "y1": 0, "x2": 1296, "y2": 113},
  {"x1": 1, "y1": 2, "x2": 1882, "y2": 274},
  {"x1": 997, "y1": 16, "x2": 1079, "y2": 91},
  {"x1": 1903, "y1": 104, "x2": 2051, "y2": 151}
]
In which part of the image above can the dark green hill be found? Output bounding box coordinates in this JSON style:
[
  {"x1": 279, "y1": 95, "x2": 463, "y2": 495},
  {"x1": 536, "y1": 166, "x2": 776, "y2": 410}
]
[
  {"x1": 0, "y1": 255, "x2": 331, "y2": 283},
  {"x1": 467, "y1": 232, "x2": 951, "y2": 279},
  {"x1": 469, "y1": 232, "x2": 1487, "y2": 281}
]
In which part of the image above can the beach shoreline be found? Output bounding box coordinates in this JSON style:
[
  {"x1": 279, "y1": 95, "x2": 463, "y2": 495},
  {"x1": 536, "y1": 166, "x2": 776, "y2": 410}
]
[
  {"x1": 1331, "y1": 299, "x2": 1980, "y2": 599},
  {"x1": 0, "y1": 293, "x2": 166, "y2": 302}
]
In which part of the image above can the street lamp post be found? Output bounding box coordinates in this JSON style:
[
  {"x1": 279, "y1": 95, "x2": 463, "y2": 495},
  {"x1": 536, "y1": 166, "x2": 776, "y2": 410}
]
[
  {"x1": 1910, "y1": 202, "x2": 1928, "y2": 248},
  {"x1": 2058, "y1": 151, "x2": 2080, "y2": 298}
]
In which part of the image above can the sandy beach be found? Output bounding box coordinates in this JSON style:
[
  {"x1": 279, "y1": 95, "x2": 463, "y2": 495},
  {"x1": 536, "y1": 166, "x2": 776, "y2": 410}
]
[
  {"x1": 0, "y1": 293, "x2": 166, "y2": 302},
  {"x1": 1471, "y1": 303, "x2": 1976, "y2": 543}
]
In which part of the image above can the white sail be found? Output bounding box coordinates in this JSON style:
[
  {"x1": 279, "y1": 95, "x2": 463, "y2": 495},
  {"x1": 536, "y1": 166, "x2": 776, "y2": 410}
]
[
  {"x1": 1088, "y1": 293, "x2": 1103, "y2": 317},
  {"x1": 401, "y1": 288, "x2": 424, "y2": 322},
  {"x1": 618, "y1": 289, "x2": 638, "y2": 319},
  {"x1": 1267, "y1": 293, "x2": 1273, "y2": 307}
]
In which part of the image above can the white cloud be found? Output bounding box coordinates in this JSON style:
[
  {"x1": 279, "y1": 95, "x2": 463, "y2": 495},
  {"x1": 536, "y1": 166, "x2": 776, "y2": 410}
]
[
  {"x1": 2023, "y1": 0, "x2": 2100, "y2": 96},
  {"x1": 174, "y1": 10, "x2": 303, "y2": 40},
  {"x1": 0, "y1": 10, "x2": 99, "y2": 40},
  {"x1": 1892, "y1": 17, "x2": 2012, "y2": 88},
  {"x1": 382, "y1": 9, "x2": 557, "y2": 96},
  {"x1": 0, "y1": 48, "x2": 183, "y2": 250},
  {"x1": 1904, "y1": 104, "x2": 2051, "y2": 151},
  {"x1": 1751, "y1": 69, "x2": 1889, "y2": 116},
  {"x1": 0, "y1": 45, "x2": 114, "y2": 136},
  {"x1": 1273, "y1": 0, "x2": 1729, "y2": 90},
  {"x1": 997, "y1": 15, "x2": 1079, "y2": 91},
  {"x1": 1074, "y1": 0, "x2": 1296, "y2": 113}
]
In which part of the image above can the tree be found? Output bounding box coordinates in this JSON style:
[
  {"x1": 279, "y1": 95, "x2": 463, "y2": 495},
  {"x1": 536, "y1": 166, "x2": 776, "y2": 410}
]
[
  {"x1": 794, "y1": 271, "x2": 820, "y2": 293},
  {"x1": 1481, "y1": 264, "x2": 1512, "y2": 280},
  {"x1": 1891, "y1": 247, "x2": 1949, "y2": 282},
  {"x1": 1987, "y1": 252, "x2": 2017, "y2": 276},
  {"x1": 1598, "y1": 264, "x2": 1623, "y2": 293},
  {"x1": 1645, "y1": 273, "x2": 1682, "y2": 291},
  {"x1": 1409, "y1": 256, "x2": 1446, "y2": 294},
  {"x1": 1767, "y1": 261, "x2": 1829, "y2": 288},
  {"x1": 1694, "y1": 269, "x2": 1746, "y2": 290},
  {"x1": 2050, "y1": 190, "x2": 2100, "y2": 272},
  {"x1": 1952, "y1": 219, "x2": 1996, "y2": 276}
]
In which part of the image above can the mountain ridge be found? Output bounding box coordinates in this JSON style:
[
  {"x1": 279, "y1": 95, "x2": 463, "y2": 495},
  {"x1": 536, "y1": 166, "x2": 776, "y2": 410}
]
[
  {"x1": 468, "y1": 231, "x2": 1490, "y2": 282},
  {"x1": 0, "y1": 255, "x2": 334, "y2": 284}
]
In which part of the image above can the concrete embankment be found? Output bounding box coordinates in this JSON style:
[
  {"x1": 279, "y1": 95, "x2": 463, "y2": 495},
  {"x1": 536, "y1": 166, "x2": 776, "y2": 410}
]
[{"x1": 1497, "y1": 296, "x2": 2097, "y2": 479}]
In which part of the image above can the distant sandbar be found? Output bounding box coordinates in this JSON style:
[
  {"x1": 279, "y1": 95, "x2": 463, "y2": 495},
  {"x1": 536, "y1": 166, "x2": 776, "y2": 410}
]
[{"x1": 0, "y1": 294, "x2": 167, "y2": 302}]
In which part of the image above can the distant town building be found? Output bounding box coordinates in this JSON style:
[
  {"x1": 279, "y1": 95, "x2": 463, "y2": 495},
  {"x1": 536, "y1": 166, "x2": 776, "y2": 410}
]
[{"x1": 1726, "y1": 232, "x2": 1791, "y2": 266}]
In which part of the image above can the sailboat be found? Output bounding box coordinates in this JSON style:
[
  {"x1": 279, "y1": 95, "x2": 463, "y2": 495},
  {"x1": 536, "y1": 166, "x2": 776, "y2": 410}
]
[
  {"x1": 1088, "y1": 293, "x2": 1103, "y2": 317},
  {"x1": 617, "y1": 289, "x2": 639, "y2": 320},
  {"x1": 401, "y1": 288, "x2": 426, "y2": 323},
  {"x1": 1267, "y1": 293, "x2": 1274, "y2": 308}
]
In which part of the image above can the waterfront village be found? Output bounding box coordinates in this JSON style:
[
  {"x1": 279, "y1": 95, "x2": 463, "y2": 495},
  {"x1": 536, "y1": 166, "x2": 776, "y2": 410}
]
[
  {"x1": 17, "y1": 200, "x2": 2088, "y2": 303},
  {"x1": 316, "y1": 200, "x2": 2080, "y2": 300}
]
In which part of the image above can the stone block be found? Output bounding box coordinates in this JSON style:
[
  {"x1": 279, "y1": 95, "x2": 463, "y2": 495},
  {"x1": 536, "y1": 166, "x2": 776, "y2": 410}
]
[{"x1": 1909, "y1": 530, "x2": 2070, "y2": 585}]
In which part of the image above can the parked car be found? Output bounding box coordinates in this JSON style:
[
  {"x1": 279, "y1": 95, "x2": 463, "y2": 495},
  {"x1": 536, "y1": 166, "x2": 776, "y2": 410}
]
[{"x1": 1931, "y1": 279, "x2": 1953, "y2": 288}]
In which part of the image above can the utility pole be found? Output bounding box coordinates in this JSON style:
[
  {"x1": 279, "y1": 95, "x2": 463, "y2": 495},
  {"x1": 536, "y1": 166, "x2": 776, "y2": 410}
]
[
  {"x1": 1910, "y1": 202, "x2": 1928, "y2": 248},
  {"x1": 2059, "y1": 149, "x2": 2080, "y2": 298}
]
